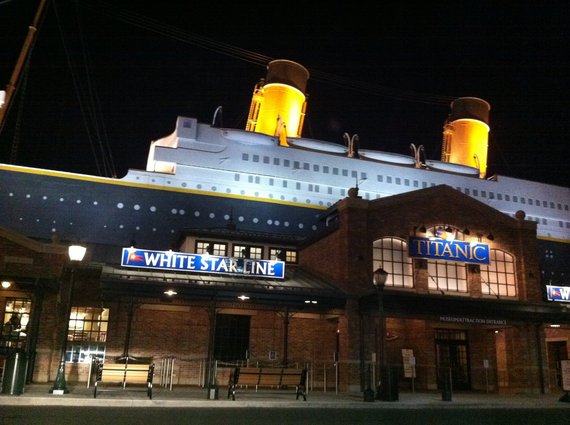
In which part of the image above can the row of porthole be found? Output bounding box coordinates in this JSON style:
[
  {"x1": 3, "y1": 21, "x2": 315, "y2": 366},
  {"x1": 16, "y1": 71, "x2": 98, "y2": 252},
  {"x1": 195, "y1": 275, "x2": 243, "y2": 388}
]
[
  {"x1": 11, "y1": 193, "x2": 318, "y2": 231},
  {"x1": 20, "y1": 212, "x2": 317, "y2": 231},
  {"x1": 10, "y1": 192, "x2": 101, "y2": 206}
]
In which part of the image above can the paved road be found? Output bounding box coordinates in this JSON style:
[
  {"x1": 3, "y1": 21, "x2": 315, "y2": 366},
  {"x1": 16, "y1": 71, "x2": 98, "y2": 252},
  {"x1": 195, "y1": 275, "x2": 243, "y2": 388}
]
[{"x1": 1, "y1": 406, "x2": 569, "y2": 425}]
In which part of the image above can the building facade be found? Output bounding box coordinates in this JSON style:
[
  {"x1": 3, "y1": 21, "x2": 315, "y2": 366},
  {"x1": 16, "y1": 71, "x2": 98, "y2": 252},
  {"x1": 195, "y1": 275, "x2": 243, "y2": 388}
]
[{"x1": 1, "y1": 185, "x2": 569, "y2": 396}]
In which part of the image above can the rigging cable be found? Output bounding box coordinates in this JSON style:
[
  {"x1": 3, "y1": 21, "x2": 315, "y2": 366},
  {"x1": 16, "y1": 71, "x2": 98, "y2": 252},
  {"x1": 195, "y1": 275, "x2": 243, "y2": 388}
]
[{"x1": 78, "y1": 0, "x2": 455, "y2": 106}]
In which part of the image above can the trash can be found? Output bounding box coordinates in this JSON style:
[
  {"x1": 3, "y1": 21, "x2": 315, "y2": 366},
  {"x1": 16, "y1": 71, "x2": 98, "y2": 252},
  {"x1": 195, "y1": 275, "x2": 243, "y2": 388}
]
[
  {"x1": 379, "y1": 366, "x2": 399, "y2": 401},
  {"x1": 2, "y1": 350, "x2": 27, "y2": 395},
  {"x1": 207, "y1": 384, "x2": 219, "y2": 400}
]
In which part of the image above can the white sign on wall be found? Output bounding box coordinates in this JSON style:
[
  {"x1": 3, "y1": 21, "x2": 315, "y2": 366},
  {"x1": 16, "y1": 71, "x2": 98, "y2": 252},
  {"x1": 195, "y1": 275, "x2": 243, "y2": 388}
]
[
  {"x1": 402, "y1": 349, "x2": 416, "y2": 378},
  {"x1": 561, "y1": 360, "x2": 570, "y2": 392}
]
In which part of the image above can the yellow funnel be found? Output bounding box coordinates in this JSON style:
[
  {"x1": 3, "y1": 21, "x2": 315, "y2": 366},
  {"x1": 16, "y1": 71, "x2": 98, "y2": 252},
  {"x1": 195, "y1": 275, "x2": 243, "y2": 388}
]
[
  {"x1": 246, "y1": 60, "x2": 309, "y2": 145},
  {"x1": 441, "y1": 97, "x2": 491, "y2": 178}
]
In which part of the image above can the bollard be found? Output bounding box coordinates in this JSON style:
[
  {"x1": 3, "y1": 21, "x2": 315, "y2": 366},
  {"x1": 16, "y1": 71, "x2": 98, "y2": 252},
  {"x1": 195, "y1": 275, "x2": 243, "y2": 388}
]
[{"x1": 441, "y1": 368, "x2": 452, "y2": 401}]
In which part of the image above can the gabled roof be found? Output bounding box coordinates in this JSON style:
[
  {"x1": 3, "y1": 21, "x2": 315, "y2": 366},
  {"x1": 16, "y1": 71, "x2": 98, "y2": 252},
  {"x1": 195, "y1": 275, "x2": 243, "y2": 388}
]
[{"x1": 368, "y1": 184, "x2": 517, "y2": 225}]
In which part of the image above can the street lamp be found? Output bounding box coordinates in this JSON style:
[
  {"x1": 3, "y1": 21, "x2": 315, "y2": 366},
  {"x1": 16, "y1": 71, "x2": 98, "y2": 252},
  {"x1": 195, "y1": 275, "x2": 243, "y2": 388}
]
[
  {"x1": 51, "y1": 244, "x2": 86, "y2": 394},
  {"x1": 372, "y1": 267, "x2": 388, "y2": 400}
]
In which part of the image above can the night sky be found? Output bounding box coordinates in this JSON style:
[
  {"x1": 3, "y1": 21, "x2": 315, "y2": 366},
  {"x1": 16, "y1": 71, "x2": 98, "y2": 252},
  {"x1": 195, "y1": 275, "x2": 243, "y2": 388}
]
[{"x1": 0, "y1": 1, "x2": 568, "y2": 188}]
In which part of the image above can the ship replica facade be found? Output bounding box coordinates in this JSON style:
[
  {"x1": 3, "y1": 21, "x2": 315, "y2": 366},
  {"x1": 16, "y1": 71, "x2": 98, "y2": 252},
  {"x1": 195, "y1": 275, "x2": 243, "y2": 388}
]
[{"x1": 1, "y1": 60, "x2": 569, "y2": 397}]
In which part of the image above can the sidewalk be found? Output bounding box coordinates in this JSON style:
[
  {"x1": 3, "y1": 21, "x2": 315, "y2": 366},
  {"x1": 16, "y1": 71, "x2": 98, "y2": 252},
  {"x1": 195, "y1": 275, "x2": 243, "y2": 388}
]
[{"x1": 1, "y1": 384, "x2": 569, "y2": 408}]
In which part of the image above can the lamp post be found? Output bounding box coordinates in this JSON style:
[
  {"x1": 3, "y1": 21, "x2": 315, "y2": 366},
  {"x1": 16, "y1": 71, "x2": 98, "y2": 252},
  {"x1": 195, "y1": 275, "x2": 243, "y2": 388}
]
[
  {"x1": 51, "y1": 244, "x2": 86, "y2": 394},
  {"x1": 372, "y1": 267, "x2": 388, "y2": 400}
]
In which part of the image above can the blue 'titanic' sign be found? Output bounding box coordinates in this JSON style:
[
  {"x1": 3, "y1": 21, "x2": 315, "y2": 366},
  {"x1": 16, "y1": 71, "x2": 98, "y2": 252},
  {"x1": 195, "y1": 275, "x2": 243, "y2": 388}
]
[
  {"x1": 408, "y1": 237, "x2": 490, "y2": 265},
  {"x1": 121, "y1": 248, "x2": 285, "y2": 279}
]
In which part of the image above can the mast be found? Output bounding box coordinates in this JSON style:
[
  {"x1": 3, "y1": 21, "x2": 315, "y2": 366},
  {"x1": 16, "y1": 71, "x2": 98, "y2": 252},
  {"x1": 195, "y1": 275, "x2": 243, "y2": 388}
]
[{"x1": 0, "y1": 0, "x2": 49, "y2": 135}]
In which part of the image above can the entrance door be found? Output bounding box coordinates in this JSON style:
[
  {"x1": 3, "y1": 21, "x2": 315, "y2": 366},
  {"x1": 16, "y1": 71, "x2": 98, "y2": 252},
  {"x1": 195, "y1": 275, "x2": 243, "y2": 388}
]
[
  {"x1": 547, "y1": 341, "x2": 568, "y2": 389},
  {"x1": 435, "y1": 329, "x2": 471, "y2": 390},
  {"x1": 214, "y1": 314, "x2": 250, "y2": 362}
]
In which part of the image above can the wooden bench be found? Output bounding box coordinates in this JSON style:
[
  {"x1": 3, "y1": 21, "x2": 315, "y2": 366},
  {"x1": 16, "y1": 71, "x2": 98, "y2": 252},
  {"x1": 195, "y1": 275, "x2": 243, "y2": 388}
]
[
  {"x1": 227, "y1": 367, "x2": 307, "y2": 401},
  {"x1": 93, "y1": 363, "x2": 154, "y2": 399}
]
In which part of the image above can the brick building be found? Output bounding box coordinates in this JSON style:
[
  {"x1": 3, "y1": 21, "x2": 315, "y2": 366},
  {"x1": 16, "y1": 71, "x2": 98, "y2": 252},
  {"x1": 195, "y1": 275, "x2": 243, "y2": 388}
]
[{"x1": 1, "y1": 185, "x2": 569, "y2": 396}]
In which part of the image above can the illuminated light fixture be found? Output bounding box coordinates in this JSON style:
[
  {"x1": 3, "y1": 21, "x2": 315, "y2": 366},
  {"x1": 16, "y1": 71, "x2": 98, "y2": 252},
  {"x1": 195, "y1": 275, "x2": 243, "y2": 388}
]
[
  {"x1": 1, "y1": 280, "x2": 12, "y2": 289},
  {"x1": 238, "y1": 295, "x2": 250, "y2": 301},
  {"x1": 550, "y1": 324, "x2": 561, "y2": 328},
  {"x1": 304, "y1": 300, "x2": 318, "y2": 304},
  {"x1": 164, "y1": 290, "x2": 177, "y2": 296},
  {"x1": 68, "y1": 244, "x2": 87, "y2": 262},
  {"x1": 487, "y1": 233, "x2": 494, "y2": 241}
]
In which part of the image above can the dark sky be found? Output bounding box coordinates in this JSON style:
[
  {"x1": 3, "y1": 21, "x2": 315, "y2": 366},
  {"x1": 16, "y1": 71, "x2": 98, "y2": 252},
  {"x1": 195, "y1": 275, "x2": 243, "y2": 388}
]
[{"x1": 1, "y1": 0, "x2": 568, "y2": 187}]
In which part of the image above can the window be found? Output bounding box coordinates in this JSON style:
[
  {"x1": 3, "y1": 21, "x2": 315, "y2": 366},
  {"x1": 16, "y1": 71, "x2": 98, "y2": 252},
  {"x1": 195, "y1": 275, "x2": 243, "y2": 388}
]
[
  {"x1": 253, "y1": 155, "x2": 259, "y2": 162},
  {"x1": 196, "y1": 241, "x2": 227, "y2": 256},
  {"x1": 372, "y1": 237, "x2": 413, "y2": 288},
  {"x1": 66, "y1": 307, "x2": 109, "y2": 363},
  {"x1": 232, "y1": 244, "x2": 263, "y2": 259},
  {"x1": 263, "y1": 156, "x2": 270, "y2": 164},
  {"x1": 269, "y1": 248, "x2": 297, "y2": 263},
  {"x1": 2, "y1": 298, "x2": 31, "y2": 350},
  {"x1": 427, "y1": 260, "x2": 467, "y2": 293},
  {"x1": 67, "y1": 307, "x2": 109, "y2": 342},
  {"x1": 480, "y1": 249, "x2": 517, "y2": 298}
]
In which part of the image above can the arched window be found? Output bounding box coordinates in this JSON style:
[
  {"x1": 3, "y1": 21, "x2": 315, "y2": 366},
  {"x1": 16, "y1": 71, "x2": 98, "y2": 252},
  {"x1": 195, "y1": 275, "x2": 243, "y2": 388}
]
[
  {"x1": 421, "y1": 225, "x2": 469, "y2": 293},
  {"x1": 427, "y1": 260, "x2": 468, "y2": 293},
  {"x1": 372, "y1": 237, "x2": 413, "y2": 288},
  {"x1": 480, "y1": 249, "x2": 517, "y2": 298}
]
